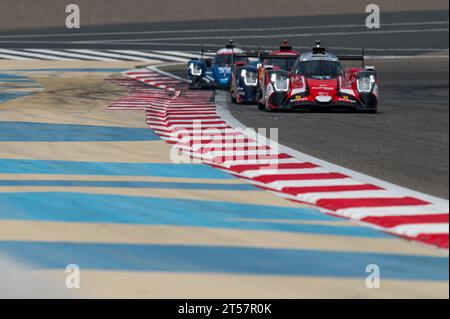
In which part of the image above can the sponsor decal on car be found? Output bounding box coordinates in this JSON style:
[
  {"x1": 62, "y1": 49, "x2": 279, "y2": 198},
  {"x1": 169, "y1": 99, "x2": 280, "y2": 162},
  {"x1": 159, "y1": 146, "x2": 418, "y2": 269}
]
[
  {"x1": 338, "y1": 96, "x2": 357, "y2": 103},
  {"x1": 265, "y1": 83, "x2": 274, "y2": 99},
  {"x1": 290, "y1": 95, "x2": 308, "y2": 103}
]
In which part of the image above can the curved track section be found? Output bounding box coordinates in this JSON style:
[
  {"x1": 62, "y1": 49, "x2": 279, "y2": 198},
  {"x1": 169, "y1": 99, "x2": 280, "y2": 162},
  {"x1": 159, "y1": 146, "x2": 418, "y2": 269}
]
[
  {"x1": 228, "y1": 58, "x2": 450, "y2": 199},
  {"x1": 0, "y1": 61, "x2": 448, "y2": 298},
  {"x1": 121, "y1": 67, "x2": 449, "y2": 248}
]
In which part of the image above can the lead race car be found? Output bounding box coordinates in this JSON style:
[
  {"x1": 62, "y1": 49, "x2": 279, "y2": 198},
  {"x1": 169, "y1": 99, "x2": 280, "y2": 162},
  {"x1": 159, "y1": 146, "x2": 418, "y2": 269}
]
[
  {"x1": 230, "y1": 40, "x2": 301, "y2": 104},
  {"x1": 186, "y1": 41, "x2": 246, "y2": 89},
  {"x1": 258, "y1": 41, "x2": 379, "y2": 112}
]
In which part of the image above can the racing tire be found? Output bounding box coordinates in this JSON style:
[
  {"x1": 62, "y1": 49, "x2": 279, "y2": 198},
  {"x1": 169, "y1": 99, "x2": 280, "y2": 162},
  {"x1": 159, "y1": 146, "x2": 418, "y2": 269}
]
[
  {"x1": 358, "y1": 107, "x2": 378, "y2": 114},
  {"x1": 256, "y1": 89, "x2": 264, "y2": 110},
  {"x1": 231, "y1": 92, "x2": 237, "y2": 104}
]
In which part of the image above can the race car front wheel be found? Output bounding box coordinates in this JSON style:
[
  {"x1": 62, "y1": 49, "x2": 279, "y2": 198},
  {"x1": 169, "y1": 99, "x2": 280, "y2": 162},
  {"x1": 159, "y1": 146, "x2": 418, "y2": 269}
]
[{"x1": 257, "y1": 101, "x2": 265, "y2": 111}]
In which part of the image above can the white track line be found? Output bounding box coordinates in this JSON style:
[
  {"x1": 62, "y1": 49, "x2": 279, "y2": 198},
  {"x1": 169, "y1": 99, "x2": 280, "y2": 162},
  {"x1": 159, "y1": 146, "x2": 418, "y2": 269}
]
[
  {"x1": 338, "y1": 205, "x2": 448, "y2": 219},
  {"x1": 0, "y1": 49, "x2": 75, "y2": 61},
  {"x1": 110, "y1": 50, "x2": 188, "y2": 63},
  {"x1": 242, "y1": 168, "x2": 327, "y2": 178},
  {"x1": 296, "y1": 190, "x2": 407, "y2": 203},
  {"x1": 113, "y1": 28, "x2": 449, "y2": 42},
  {"x1": 155, "y1": 50, "x2": 204, "y2": 59},
  {"x1": 2, "y1": 21, "x2": 446, "y2": 39},
  {"x1": 66, "y1": 49, "x2": 156, "y2": 62},
  {"x1": 0, "y1": 53, "x2": 36, "y2": 60},
  {"x1": 24, "y1": 49, "x2": 119, "y2": 61},
  {"x1": 391, "y1": 224, "x2": 449, "y2": 236},
  {"x1": 266, "y1": 179, "x2": 365, "y2": 190}
]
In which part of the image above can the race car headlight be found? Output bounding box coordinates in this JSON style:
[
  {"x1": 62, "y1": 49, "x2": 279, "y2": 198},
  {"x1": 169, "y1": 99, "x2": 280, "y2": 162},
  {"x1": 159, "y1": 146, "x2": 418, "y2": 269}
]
[
  {"x1": 189, "y1": 63, "x2": 203, "y2": 76},
  {"x1": 241, "y1": 69, "x2": 258, "y2": 86},
  {"x1": 357, "y1": 75, "x2": 376, "y2": 93},
  {"x1": 270, "y1": 73, "x2": 289, "y2": 92}
]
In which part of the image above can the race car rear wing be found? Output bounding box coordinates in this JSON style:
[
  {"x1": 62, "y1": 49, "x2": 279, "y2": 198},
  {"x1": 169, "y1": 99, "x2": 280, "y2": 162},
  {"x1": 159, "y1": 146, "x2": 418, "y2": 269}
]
[
  {"x1": 199, "y1": 46, "x2": 217, "y2": 59},
  {"x1": 232, "y1": 52, "x2": 262, "y2": 59},
  {"x1": 198, "y1": 41, "x2": 237, "y2": 58},
  {"x1": 233, "y1": 53, "x2": 299, "y2": 60},
  {"x1": 313, "y1": 40, "x2": 365, "y2": 67},
  {"x1": 234, "y1": 51, "x2": 366, "y2": 67},
  {"x1": 337, "y1": 49, "x2": 366, "y2": 67}
]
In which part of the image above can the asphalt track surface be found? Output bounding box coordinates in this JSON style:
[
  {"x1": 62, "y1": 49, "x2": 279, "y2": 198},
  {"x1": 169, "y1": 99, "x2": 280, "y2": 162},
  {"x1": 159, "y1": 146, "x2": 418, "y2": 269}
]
[
  {"x1": 225, "y1": 58, "x2": 449, "y2": 199},
  {"x1": 2, "y1": 10, "x2": 448, "y2": 198},
  {"x1": 0, "y1": 10, "x2": 448, "y2": 55},
  {"x1": 167, "y1": 57, "x2": 449, "y2": 199}
]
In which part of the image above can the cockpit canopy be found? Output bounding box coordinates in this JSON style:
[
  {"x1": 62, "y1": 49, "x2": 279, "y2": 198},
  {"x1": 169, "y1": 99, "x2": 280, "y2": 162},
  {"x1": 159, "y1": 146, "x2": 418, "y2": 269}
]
[
  {"x1": 213, "y1": 54, "x2": 247, "y2": 66},
  {"x1": 263, "y1": 58, "x2": 297, "y2": 72},
  {"x1": 294, "y1": 60, "x2": 343, "y2": 79}
]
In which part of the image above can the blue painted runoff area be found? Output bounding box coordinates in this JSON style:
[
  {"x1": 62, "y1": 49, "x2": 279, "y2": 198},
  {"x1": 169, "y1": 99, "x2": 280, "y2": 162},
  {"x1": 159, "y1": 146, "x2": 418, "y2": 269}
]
[
  {"x1": 0, "y1": 92, "x2": 33, "y2": 104},
  {"x1": 0, "y1": 121, "x2": 160, "y2": 142},
  {"x1": 0, "y1": 180, "x2": 256, "y2": 191},
  {"x1": 0, "y1": 192, "x2": 389, "y2": 238},
  {"x1": 0, "y1": 74, "x2": 34, "y2": 82},
  {"x1": 0, "y1": 241, "x2": 447, "y2": 280},
  {"x1": 0, "y1": 74, "x2": 39, "y2": 103},
  {"x1": 0, "y1": 159, "x2": 235, "y2": 179}
]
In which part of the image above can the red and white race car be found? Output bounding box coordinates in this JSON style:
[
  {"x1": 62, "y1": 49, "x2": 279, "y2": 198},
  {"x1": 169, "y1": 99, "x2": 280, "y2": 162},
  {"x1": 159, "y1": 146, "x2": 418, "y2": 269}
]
[{"x1": 257, "y1": 41, "x2": 379, "y2": 113}]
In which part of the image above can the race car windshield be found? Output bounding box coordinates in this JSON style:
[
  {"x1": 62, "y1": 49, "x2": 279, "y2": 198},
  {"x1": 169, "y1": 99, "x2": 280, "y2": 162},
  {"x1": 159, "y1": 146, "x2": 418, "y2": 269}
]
[
  {"x1": 214, "y1": 54, "x2": 247, "y2": 66},
  {"x1": 295, "y1": 60, "x2": 343, "y2": 78},
  {"x1": 264, "y1": 58, "x2": 297, "y2": 71},
  {"x1": 214, "y1": 54, "x2": 232, "y2": 65}
]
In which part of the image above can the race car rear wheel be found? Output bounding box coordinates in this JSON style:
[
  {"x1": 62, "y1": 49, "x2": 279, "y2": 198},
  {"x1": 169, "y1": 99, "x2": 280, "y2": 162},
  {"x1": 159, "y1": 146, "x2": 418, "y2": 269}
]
[
  {"x1": 256, "y1": 88, "x2": 265, "y2": 110},
  {"x1": 264, "y1": 104, "x2": 274, "y2": 112},
  {"x1": 257, "y1": 101, "x2": 265, "y2": 111},
  {"x1": 230, "y1": 90, "x2": 237, "y2": 104},
  {"x1": 359, "y1": 93, "x2": 378, "y2": 113},
  {"x1": 360, "y1": 109, "x2": 378, "y2": 114}
]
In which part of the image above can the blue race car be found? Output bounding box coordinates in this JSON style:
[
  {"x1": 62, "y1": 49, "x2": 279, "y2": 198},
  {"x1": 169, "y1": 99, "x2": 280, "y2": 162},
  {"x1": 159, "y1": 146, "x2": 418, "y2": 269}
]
[
  {"x1": 186, "y1": 41, "x2": 246, "y2": 89},
  {"x1": 230, "y1": 40, "x2": 301, "y2": 105}
]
